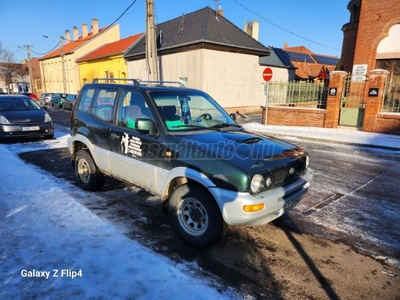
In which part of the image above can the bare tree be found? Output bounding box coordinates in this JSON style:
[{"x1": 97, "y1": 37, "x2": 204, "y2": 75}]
[{"x1": 0, "y1": 43, "x2": 28, "y2": 94}]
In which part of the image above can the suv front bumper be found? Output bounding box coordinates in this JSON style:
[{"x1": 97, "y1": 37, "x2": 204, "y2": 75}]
[{"x1": 209, "y1": 168, "x2": 313, "y2": 226}]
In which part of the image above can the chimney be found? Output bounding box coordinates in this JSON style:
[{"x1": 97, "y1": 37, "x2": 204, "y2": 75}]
[
  {"x1": 65, "y1": 30, "x2": 70, "y2": 43},
  {"x1": 73, "y1": 26, "x2": 79, "y2": 41},
  {"x1": 244, "y1": 22, "x2": 251, "y2": 35},
  {"x1": 216, "y1": 4, "x2": 224, "y2": 16},
  {"x1": 82, "y1": 23, "x2": 88, "y2": 38},
  {"x1": 244, "y1": 21, "x2": 259, "y2": 41},
  {"x1": 92, "y1": 18, "x2": 99, "y2": 35},
  {"x1": 251, "y1": 20, "x2": 259, "y2": 41},
  {"x1": 284, "y1": 42, "x2": 289, "y2": 49}
]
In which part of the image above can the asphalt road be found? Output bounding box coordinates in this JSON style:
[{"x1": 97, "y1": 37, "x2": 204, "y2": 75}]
[{"x1": 14, "y1": 106, "x2": 400, "y2": 299}]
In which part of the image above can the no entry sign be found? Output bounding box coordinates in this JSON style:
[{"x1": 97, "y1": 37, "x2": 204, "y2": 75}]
[{"x1": 262, "y1": 67, "x2": 273, "y2": 82}]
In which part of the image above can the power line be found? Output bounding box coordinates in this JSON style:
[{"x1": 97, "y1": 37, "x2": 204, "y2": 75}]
[
  {"x1": 230, "y1": 0, "x2": 341, "y2": 51},
  {"x1": 38, "y1": 0, "x2": 138, "y2": 55},
  {"x1": 108, "y1": 0, "x2": 138, "y2": 28},
  {"x1": 31, "y1": 41, "x2": 61, "y2": 56}
]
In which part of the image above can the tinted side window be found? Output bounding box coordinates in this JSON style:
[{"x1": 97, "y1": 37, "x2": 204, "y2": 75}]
[
  {"x1": 91, "y1": 88, "x2": 117, "y2": 122},
  {"x1": 78, "y1": 88, "x2": 95, "y2": 112}
]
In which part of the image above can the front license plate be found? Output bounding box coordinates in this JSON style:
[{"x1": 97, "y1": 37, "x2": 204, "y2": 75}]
[
  {"x1": 21, "y1": 126, "x2": 40, "y2": 131},
  {"x1": 283, "y1": 196, "x2": 301, "y2": 212}
]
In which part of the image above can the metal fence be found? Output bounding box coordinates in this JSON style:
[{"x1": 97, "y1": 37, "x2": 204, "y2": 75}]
[
  {"x1": 267, "y1": 80, "x2": 327, "y2": 109},
  {"x1": 382, "y1": 77, "x2": 400, "y2": 113}
]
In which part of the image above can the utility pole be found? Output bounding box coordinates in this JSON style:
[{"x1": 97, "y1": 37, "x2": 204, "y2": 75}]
[
  {"x1": 22, "y1": 45, "x2": 34, "y2": 93},
  {"x1": 145, "y1": 0, "x2": 158, "y2": 81},
  {"x1": 60, "y1": 36, "x2": 67, "y2": 93}
]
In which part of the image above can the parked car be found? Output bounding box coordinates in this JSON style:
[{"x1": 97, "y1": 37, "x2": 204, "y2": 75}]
[
  {"x1": 62, "y1": 94, "x2": 77, "y2": 110},
  {"x1": 21, "y1": 92, "x2": 39, "y2": 104},
  {"x1": 50, "y1": 93, "x2": 65, "y2": 107},
  {"x1": 39, "y1": 93, "x2": 54, "y2": 105},
  {"x1": 0, "y1": 94, "x2": 54, "y2": 140},
  {"x1": 68, "y1": 80, "x2": 313, "y2": 247},
  {"x1": 50, "y1": 93, "x2": 71, "y2": 108}
]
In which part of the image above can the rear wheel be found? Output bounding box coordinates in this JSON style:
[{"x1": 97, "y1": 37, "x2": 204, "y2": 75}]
[
  {"x1": 168, "y1": 184, "x2": 224, "y2": 248},
  {"x1": 74, "y1": 150, "x2": 105, "y2": 191}
]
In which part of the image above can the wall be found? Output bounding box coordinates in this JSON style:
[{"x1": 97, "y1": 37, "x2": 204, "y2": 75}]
[
  {"x1": 78, "y1": 54, "x2": 127, "y2": 86},
  {"x1": 266, "y1": 107, "x2": 326, "y2": 127},
  {"x1": 41, "y1": 25, "x2": 120, "y2": 94}
]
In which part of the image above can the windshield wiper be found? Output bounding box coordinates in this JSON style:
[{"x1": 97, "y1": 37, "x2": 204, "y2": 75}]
[
  {"x1": 170, "y1": 124, "x2": 207, "y2": 129},
  {"x1": 210, "y1": 123, "x2": 242, "y2": 129}
]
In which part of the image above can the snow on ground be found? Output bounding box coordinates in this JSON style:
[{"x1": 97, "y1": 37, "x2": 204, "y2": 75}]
[
  {"x1": 243, "y1": 123, "x2": 400, "y2": 150},
  {"x1": 0, "y1": 133, "x2": 241, "y2": 300}
]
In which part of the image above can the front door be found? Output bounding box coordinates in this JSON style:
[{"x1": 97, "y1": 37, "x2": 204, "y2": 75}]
[{"x1": 108, "y1": 90, "x2": 166, "y2": 194}]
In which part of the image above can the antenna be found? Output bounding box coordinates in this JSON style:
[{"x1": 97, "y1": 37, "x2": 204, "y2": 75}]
[{"x1": 213, "y1": 0, "x2": 222, "y2": 18}]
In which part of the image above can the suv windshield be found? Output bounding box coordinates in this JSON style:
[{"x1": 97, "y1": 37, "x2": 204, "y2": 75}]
[{"x1": 150, "y1": 90, "x2": 237, "y2": 131}]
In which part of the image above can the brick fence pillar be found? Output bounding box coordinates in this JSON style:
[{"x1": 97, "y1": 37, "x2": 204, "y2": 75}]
[
  {"x1": 362, "y1": 69, "x2": 390, "y2": 133},
  {"x1": 325, "y1": 71, "x2": 348, "y2": 128}
]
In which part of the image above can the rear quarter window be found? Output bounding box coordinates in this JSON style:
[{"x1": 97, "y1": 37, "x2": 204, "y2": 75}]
[
  {"x1": 91, "y1": 88, "x2": 117, "y2": 122},
  {"x1": 78, "y1": 88, "x2": 95, "y2": 112}
]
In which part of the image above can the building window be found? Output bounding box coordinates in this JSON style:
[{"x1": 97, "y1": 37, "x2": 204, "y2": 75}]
[{"x1": 376, "y1": 59, "x2": 400, "y2": 78}]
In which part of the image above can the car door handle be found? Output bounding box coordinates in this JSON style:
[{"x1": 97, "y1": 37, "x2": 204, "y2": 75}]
[{"x1": 110, "y1": 133, "x2": 119, "y2": 140}]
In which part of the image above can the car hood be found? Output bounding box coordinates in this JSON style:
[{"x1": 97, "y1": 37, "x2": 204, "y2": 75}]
[
  {"x1": 1, "y1": 110, "x2": 46, "y2": 124},
  {"x1": 166, "y1": 129, "x2": 307, "y2": 191},
  {"x1": 169, "y1": 130, "x2": 306, "y2": 173}
]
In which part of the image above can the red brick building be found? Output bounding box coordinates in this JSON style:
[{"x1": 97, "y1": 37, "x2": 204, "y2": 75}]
[{"x1": 340, "y1": 0, "x2": 400, "y2": 78}]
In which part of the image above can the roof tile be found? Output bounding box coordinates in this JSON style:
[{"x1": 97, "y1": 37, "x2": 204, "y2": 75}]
[
  {"x1": 125, "y1": 6, "x2": 270, "y2": 59},
  {"x1": 76, "y1": 33, "x2": 143, "y2": 62}
]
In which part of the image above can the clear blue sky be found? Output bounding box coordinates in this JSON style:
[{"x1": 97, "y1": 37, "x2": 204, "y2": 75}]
[{"x1": 1, "y1": 0, "x2": 350, "y2": 62}]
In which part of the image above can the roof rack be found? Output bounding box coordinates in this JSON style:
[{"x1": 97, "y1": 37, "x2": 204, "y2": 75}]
[{"x1": 92, "y1": 78, "x2": 185, "y2": 87}]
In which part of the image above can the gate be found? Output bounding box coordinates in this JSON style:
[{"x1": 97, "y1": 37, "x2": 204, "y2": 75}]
[{"x1": 339, "y1": 73, "x2": 366, "y2": 127}]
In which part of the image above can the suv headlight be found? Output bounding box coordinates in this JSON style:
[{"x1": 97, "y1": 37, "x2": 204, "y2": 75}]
[{"x1": 250, "y1": 174, "x2": 265, "y2": 194}]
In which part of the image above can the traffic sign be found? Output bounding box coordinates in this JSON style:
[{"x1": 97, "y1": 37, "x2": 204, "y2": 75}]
[{"x1": 262, "y1": 67, "x2": 273, "y2": 82}]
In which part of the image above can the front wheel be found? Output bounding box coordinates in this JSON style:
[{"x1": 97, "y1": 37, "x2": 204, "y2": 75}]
[
  {"x1": 168, "y1": 184, "x2": 224, "y2": 248},
  {"x1": 74, "y1": 150, "x2": 105, "y2": 191}
]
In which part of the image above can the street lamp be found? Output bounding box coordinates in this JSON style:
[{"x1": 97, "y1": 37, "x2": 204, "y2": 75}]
[{"x1": 43, "y1": 35, "x2": 67, "y2": 93}]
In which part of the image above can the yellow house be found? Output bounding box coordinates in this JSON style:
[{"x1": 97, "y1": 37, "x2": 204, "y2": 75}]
[
  {"x1": 39, "y1": 19, "x2": 120, "y2": 95},
  {"x1": 76, "y1": 34, "x2": 143, "y2": 86}
]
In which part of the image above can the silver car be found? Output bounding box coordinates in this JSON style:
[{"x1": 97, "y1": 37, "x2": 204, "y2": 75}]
[
  {"x1": 39, "y1": 93, "x2": 54, "y2": 105},
  {"x1": 62, "y1": 94, "x2": 77, "y2": 110}
]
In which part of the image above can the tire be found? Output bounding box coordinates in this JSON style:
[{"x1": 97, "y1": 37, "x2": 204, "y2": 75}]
[
  {"x1": 74, "y1": 150, "x2": 105, "y2": 191},
  {"x1": 168, "y1": 184, "x2": 224, "y2": 248}
]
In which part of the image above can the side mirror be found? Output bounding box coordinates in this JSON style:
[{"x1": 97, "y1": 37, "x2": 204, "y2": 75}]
[
  {"x1": 136, "y1": 118, "x2": 158, "y2": 137},
  {"x1": 229, "y1": 113, "x2": 237, "y2": 121}
]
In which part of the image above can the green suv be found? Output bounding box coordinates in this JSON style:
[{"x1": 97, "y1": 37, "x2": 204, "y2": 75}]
[{"x1": 67, "y1": 80, "x2": 313, "y2": 247}]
